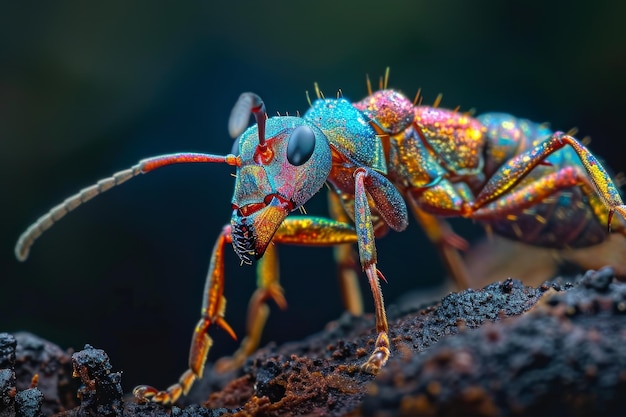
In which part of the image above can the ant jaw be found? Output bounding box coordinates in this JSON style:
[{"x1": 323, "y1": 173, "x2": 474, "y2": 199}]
[{"x1": 231, "y1": 196, "x2": 290, "y2": 263}]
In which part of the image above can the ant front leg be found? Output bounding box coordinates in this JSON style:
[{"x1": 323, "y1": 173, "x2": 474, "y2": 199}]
[
  {"x1": 218, "y1": 215, "x2": 367, "y2": 371},
  {"x1": 134, "y1": 225, "x2": 237, "y2": 404},
  {"x1": 253, "y1": 181, "x2": 404, "y2": 375},
  {"x1": 214, "y1": 243, "x2": 287, "y2": 373},
  {"x1": 353, "y1": 167, "x2": 408, "y2": 374},
  {"x1": 134, "y1": 218, "x2": 357, "y2": 403}
]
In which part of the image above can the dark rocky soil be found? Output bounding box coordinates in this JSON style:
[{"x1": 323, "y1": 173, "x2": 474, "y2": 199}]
[{"x1": 2, "y1": 268, "x2": 626, "y2": 416}]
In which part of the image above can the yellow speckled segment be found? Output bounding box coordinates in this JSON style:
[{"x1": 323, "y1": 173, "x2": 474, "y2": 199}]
[
  {"x1": 474, "y1": 131, "x2": 626, "y2": 232},
  {"x1": 273, "y1": 216, "x2": 358, "y2": 246},
  {"x1": 355, "y1": 169, "x2": 377, "y2": 268},
  {"x1": 563, "y1": 135, "x2": 624, "y2": 208},
  {"x1": 475, "y1": 134, "x2": 562, "y2": 207},
  {"x1": 472, "y1": 167, "x2": 582, "y2": 219}
]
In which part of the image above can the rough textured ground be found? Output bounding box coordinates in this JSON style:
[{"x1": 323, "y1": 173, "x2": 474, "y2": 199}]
[{"x1": 2, "y1": 268, "x2": 626, "y2": 416}]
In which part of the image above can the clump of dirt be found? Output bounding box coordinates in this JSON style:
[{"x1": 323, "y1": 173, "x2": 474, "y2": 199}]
[
  {"x1": 0, "y1": 332, "x2": 75, "y2": 416},
  {"x1": 362, "y1": 268, "x2": 626, "y2": 416}
]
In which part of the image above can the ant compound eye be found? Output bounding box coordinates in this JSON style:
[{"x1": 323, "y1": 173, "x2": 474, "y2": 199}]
[{"x1": 286, "y1": 125, "x2": 316, "y2": 166}]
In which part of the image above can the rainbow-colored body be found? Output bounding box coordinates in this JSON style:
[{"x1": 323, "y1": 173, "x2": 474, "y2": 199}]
[
  {"x1": 14, "y1": 78, "x2": 626, "y2": 404},
  {"x1": 354, "y1": 90, "x2": 623, "y2": 250}
]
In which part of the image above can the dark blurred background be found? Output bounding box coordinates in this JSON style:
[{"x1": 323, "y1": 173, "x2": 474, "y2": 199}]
[{"x1": 1, "y1": 1, "x2": 625, "y2": 393}]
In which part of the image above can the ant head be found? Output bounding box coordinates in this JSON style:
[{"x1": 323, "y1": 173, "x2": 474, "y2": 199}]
[{"x1": 227, "y1": 93, "x2": 332, "y2": 263}]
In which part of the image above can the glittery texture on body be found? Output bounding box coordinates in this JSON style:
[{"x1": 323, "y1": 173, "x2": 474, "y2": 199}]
[
  {"x1": 476, "y1": 114, "x2": 623, "y2": 247},
  {"x1": 305, "y1": 98, "x2": 387, "y2": 174},
  {"x1": 347, "y1": 90, "x2": 624, "y2": 248},
  {"x1": 414, "y1": 106, "x2": 486, "y2": 175}
]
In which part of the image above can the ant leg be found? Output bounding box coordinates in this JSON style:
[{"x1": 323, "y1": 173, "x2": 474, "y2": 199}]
[
  {"x1": 328, "y1": 190, "x2": 364, "y2": 315},
  {"x1": 361, "y1": 263, "x2": 390, "y2": 374},
  {"x1": 135, "y1": 217, "x2": 359, "y2": 403},
  {"x1": 133, "y1": 225, "x2": 236, "y2": 404},
  {"x1": 468, "y1": 166, "x2": 626, "y2": 242},
  {"x1": 334, "y1": 243, "x2": 364, "y2": 315},
  {"x1": 214, "y1": 243, "x2": 286, "y2": 372},
  {"x1": 471, "y1": 166, "x2": 625, "y2": 237},
  {"x1": 223, "y1": 198, "x2": 395, "y2": 375},
  {"x1": 353, "y1": 167, "x2": 409, "y2": 374},
  {"x1": 473, "y1": 132, "x2": 626, "y2": 227},
  {"x1": 472, "y1": 166, "x2": 593, "y2": 219},
  {"x1": 217, "y1": 216, "x2": 359, "y2": 372}
]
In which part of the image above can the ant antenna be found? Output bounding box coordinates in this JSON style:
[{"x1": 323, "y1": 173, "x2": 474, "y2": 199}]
[{"x1": 228, "y1": 92, "x2": 267, "y2": 150}]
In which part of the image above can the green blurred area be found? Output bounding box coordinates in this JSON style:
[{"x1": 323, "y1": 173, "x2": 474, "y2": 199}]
[{"x1": 1, "y1": 1, "x2": 625, "y2": 393}]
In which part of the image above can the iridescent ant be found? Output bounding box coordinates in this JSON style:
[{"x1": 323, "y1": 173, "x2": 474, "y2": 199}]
[{"x1": 15, "y1": 70, "x2": 626, "y2": 403}]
